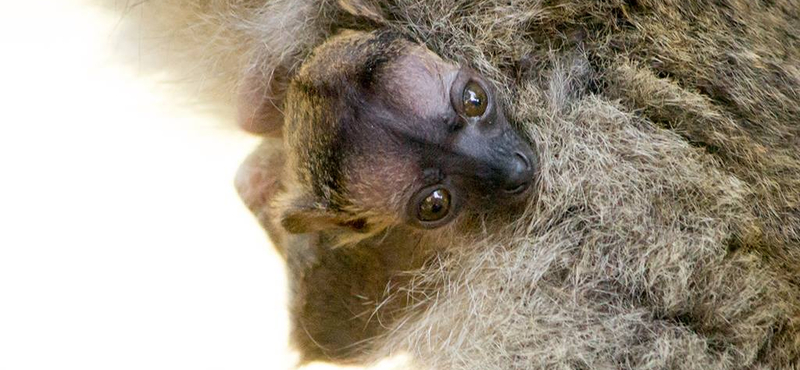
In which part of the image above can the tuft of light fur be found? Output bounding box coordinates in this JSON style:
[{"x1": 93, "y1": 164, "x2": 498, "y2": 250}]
[
  {"x1": 105, "y1": 0, "x2": 335, "y2": 110},
  {"x1": 110, "y1": 0, "x2": 800, "y2": 368}
]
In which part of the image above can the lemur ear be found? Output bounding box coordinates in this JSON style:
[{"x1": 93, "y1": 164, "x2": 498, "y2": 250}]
[
  {"x1": 238, "y1": 1, "x2": 382, "y2": 137},
  {"x1": 237, "y1": 65, "x2": 289, "y2": 137},
  {"x1": 279, "y1": 192, "x2": 369, "y2": 234},
  {"x1": 280, "y1": 204, "x2": 342, "y2": 234},
  {"x1": 279, "y1": 194, "x2": 366, "y2": 234}
]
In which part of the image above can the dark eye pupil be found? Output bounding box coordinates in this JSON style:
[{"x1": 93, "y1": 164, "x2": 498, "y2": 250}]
[
  {"x1": 462, "y1": 81, "x2": 488, "y2": 117},
  {"x1": 419, "y1": 188, "x2": 451, "y2": 222}
]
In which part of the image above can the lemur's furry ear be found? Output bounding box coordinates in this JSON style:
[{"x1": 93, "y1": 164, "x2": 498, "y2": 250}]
[
  {"x1": 278, "y1": 191, "x2": 369, "y2": 234},
  {"x1": 280, "y1": 203, "x2": 340, "y2": 234},
  {"x1": 237, "y1": 0, "x2": 383, "y2": 137},
  {"x1": 236, "y1": 65, "x2": 290, "y2": 137}
]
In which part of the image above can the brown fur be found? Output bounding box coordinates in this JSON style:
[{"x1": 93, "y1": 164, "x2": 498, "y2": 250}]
[{"x1": 110, "y1": 0, "x2": 800, "y2": 368}]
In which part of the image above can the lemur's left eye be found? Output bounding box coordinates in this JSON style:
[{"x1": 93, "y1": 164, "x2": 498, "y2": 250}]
[
  {"x1": 462, "y1": 81, "x2": 488, "y2": 117},
  {"x1": 418, "y1": 188, "x2": 451, "y2": 222}
]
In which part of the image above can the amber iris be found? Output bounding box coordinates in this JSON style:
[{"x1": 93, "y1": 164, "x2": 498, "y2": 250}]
[
  {"x1": 418, "y1": 188, "x2": 451, "y2": 222},
  {"x1": 462, "y1": 81, "x2": 488, "y2": 117}
]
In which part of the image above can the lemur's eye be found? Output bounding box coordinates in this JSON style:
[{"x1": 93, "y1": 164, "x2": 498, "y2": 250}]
[
  {"x1": 462, "y1": 81, "x2": 488, "y2": 117},
  {"x1": 418, "y1": 188, "x2": 451, "y2": 222}
]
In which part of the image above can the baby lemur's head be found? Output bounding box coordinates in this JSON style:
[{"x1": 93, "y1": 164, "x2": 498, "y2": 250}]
[{"x1": 277, "y1": 30, "x2": 538, "y2": 235}]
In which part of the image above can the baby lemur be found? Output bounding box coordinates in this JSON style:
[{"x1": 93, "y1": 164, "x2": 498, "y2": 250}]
[{"x1": 236, "y1": 30, "x2": 537, "y2": 362}]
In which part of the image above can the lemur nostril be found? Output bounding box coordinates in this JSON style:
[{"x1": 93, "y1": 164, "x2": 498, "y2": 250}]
[
  {"x1": 515, "y1": 152, "x2": 531, "y2": 171},
  {"x1": 503, "y1": 152, "x2": 533, "y2": 194}
]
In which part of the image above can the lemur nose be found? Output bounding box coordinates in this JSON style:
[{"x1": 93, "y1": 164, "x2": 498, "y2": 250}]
[{"x1": 502, "y1": 152, "x2": 533, "y2": 194}]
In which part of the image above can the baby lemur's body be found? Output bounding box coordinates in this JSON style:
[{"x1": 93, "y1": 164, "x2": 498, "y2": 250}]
[{"x1": 236, "y1": 30, "x2": 538, "y2": 361}]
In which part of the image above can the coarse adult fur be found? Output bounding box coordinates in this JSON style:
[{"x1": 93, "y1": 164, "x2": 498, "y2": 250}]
[{"x1": 109, "y1": 0, "x2": 800, "y2": 369}]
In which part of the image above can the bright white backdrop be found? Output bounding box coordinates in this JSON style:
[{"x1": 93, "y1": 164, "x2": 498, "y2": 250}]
[{"x1": 0, "y1": 1, "x2": 387, "y2": 369}]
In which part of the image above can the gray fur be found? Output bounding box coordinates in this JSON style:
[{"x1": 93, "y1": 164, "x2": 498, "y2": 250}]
[{"x1": 111, "y1": 0, "x2": 800, "y2": 368}]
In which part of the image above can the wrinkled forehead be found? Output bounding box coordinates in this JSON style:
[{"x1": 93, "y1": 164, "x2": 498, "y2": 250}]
[
  {"x1": 378, "y1": 48, "x2": 459, "y2": 119},
  {"x1": 345, "y1": 49, "x2": 461, "y2": 210},
  {"x1": 297, "y1": 30, "x2": 458, "y2": 124}
]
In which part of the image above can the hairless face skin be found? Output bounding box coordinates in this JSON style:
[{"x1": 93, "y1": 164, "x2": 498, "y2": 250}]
[{"x1": 380, "y1": 47, "x2": 535, "y2": 228}]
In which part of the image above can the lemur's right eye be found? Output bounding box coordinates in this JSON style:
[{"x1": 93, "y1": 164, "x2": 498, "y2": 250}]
[
  {"x1": 462, "y1": 81, "x2": 488, "y2": 117},
  {"x1": 418, "y1": 188, "x2": 451, "y2": 222}
]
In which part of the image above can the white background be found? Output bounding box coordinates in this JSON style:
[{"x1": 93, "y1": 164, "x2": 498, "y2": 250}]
[{"x1": 0, "y1": 1, "x2": 387, "y2": 369}]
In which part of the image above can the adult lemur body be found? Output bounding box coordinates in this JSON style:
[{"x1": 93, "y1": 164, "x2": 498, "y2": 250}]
[{"x1": 114, "y1": 0, "x2": 800, "y2": 368}]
